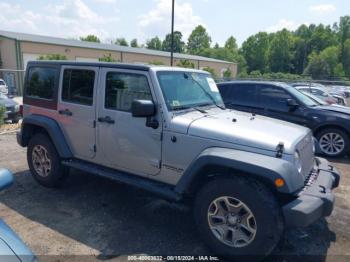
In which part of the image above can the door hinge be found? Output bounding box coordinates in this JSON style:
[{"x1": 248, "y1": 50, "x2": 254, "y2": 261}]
[
  {"x1": 93, "y1": 144, "x2": 96, "y2": 152},
  {"x1": 93, "y1": 120, "x2": 96, "y2": 128}
]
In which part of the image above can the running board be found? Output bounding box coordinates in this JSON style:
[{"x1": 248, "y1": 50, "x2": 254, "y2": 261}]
[{"x1": 62, "y1": 159, "x2": 182, "y2": 202}]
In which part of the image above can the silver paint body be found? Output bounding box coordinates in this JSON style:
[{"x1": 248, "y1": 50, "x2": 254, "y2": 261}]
[{"x1": 24, "y1": 66, "x2": 315, "y2": 186}]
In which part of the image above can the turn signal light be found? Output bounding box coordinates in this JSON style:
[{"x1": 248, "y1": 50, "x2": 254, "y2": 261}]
[{"x1": 275, "y1": 178, "x2": 285, "y2": 187}]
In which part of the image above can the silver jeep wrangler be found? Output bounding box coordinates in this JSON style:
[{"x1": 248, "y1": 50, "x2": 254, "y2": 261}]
[{"x1": 17, "y1": 61, "x2": 340, "y2": 260}]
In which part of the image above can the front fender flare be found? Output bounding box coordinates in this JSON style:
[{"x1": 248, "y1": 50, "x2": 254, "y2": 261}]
[{"x1": 175, "y1": 147, "x2": 304, "y2": 194}]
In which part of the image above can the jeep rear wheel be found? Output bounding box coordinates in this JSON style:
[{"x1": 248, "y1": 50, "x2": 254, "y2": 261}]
[
  {"x1": 194, "y1": 177, "x2": 283, "y2": 261},
  {"x1": 27, "y1": 133, "x2": 68, "y2": 187}
]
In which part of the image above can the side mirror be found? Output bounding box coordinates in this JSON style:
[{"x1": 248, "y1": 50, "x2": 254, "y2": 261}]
[
  {"x1": 287, "y1": 99, "x2": 299, "y2": 108},
  {"x1": 0, "y1": 169, "x2": 14, "y2": 191},
  {"x1": 132, "y1": 99, "x2": 156, "y2": 117}
]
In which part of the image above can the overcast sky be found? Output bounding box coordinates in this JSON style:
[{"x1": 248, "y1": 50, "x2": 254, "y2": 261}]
[{"x1": 1, "y1": 0, "x2": 349, "y2": 46}]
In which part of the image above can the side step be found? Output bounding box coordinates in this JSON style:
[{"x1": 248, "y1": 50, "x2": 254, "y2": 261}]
[{"x1": 62, "y1": 159, "x2": 182, "y2": 202}]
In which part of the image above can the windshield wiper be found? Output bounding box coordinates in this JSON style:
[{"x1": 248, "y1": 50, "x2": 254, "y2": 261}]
[
  {"x1": 184, "y1": 73, "x2": 225, "y2": 110},
  {"x1": 173, "y1": 105, "x2": 207, "y2": 113}
]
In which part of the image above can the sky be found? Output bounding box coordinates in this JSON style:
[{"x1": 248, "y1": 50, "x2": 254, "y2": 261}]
[{"x1": 0, "y1": 0, "x2": 349, "y2": 47}]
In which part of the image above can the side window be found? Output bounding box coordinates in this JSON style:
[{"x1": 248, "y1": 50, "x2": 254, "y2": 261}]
[
  {"x1": 27, "y1": 67, "x2": 57, "y2": 99},
  {"x1": 223, "y1": 84, "x2": 258, "y2": 107},
  {"x1": 62, "y1": 69, "x2": 95, "y2": 106},
  {"x1": 105, "y1": 72, "x2": 152, "y2": 112},
  {"x1": 258, "y1": 85, "x2": 292, "y2": 112}
]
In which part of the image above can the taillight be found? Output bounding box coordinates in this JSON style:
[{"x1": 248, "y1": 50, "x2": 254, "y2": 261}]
[{"x1": 19, "y1": 105, "x2": 23, "y2": 117}]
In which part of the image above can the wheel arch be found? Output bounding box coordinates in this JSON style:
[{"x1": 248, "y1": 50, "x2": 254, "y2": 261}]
[
  {"x1": 19, "y1": 114, "x2": 73, "y2": 159},
  {"x1": 314, "y1": 124, "x2": 350, "y2": 138},
  {"x1": 175, "y1": 147, "x2": 303, "y2": 197}
]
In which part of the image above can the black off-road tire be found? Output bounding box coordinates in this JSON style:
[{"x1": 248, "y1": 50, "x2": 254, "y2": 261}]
[
  {"x1": 316, "y1": 128, "x2": 349, "y2": 158},
  {"x1": 27, "y1": 133, "x2": 68, "y2": 187},
  {"x1": 194, "y1": 176, "x2": 284, "y2": 261}
]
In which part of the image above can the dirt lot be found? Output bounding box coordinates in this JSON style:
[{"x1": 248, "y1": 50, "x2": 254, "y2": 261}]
[{"x1": 0, "y1": 133, "x2": 349, "y2": 262}]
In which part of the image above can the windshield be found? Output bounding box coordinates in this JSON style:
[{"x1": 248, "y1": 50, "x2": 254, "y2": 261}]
[
  {"x1": 0, "y1": 80, "x2": 5, "y2": 85},
  {"x1": 157, "y1": 71, "x2": 224, "y2": 111},
  {"x1": 300, "y1": 91, "x2": 326, "y2": 105},
  {"x1": 285, "y1": 86, "x2": 319, "y2": 107}
]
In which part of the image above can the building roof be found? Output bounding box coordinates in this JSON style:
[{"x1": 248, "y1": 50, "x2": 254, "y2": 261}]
[{"x1": 0, "y1": 30, "x2": 235, "y2": 65}]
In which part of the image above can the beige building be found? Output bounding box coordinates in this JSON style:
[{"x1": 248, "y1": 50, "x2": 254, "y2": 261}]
[{"x1": 0, "y1": 30, "x2": 237, "y2": 95}]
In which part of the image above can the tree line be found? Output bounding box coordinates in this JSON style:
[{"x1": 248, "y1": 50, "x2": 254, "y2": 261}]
[{"x1": 72, "y1": 16, "x2": 350, "y2": 80}]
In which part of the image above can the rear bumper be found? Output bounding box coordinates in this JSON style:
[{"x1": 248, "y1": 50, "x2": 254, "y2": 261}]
[{"x1": 283, "y1": 157, "x2": 340, "y2": 227}]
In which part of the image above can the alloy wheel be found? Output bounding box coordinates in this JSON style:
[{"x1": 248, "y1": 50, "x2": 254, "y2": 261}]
[
  {"x1": 207, "y1": 196, "x2": 257, "y2": 248},
  {"x1": 32, "y1": 145, "x2": 51, "y2": 177},
  {"x1": 319, "y1": 132, "x2": 345, "y2": 156}
]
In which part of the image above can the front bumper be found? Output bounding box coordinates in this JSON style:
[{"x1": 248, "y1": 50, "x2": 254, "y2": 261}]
[{"x1": 283, "y1": 157, "x2": 340, "y2": 227}]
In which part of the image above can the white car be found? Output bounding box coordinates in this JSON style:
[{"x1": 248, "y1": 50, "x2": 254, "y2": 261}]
[{"x1": 0, "y1": 79, "x2": 8, "y2": 95}]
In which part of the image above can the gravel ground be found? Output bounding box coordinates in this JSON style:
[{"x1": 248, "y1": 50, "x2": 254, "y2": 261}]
[{"x1": 0, "y1": 133, "x2": 349, "y2": 262}]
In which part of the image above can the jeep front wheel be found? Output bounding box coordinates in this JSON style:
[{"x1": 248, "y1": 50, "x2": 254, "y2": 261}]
[
  {"x1": 194, "y1": 177, "x2": 283, "y2": 261},
  {"x1": 27, "y1": 133, "x2": 68, "y2": 187}
]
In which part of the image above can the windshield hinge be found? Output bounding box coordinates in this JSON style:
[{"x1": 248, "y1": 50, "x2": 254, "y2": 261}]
[{"x1": 276, "y1": 142, "x2": 284, "y2": 158}]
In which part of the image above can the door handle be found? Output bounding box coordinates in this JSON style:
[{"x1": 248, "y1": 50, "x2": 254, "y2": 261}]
[
  {"x1": 58, "y1": 109, "x2": 73, "y2": 116},
  {"x1": 98, "y1": 116, "x2": 115, "y2": 124}
]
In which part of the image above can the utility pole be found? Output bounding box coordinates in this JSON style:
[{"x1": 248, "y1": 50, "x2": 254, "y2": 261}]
[{"x1": 170, "y1": 0, "x2": 175, "y2": 66}]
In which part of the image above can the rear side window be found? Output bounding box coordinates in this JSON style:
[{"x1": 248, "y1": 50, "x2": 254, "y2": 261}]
[
  {"x1": 27, "y1": 67, "x2": 57, "y2": 99},
  {"x1": 105, "y1": 72, "x2": 152, "y2": 112},
  {"x1": 62, "y1": 69, "x2": 95, "y2": 106},
  {"x1": 219, "y1": 84, "x2": 258, "y2": 107}
]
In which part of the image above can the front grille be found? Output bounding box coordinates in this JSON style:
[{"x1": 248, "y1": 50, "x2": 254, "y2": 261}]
[
  {"x1": 297, "y1": 132, "x2": 314, "y2": 178},
  {"x1": 302, "y1": 167, "x2": 318, "y2": 192}
]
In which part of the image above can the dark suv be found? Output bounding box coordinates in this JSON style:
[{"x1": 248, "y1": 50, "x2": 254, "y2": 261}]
[{"x1": 218, "y1": 81, "x2": 350, "y2": 157}]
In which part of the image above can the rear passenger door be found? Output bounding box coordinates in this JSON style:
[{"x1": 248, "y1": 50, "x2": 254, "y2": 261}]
[
  {"x1": 219, "y1": 83, "x2": 263, "y2": 114},
  {"x1": 57, "y1": 66, "x2": 98, "y2": 160}
]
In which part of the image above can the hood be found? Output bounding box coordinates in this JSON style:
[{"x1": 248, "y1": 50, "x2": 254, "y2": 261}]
[
  {"x1": 171, "y1": 108, "x2": 310, "y2": 154},
  {"x1": 315, "y1": 105, "x2": 350, "y2": 115}
]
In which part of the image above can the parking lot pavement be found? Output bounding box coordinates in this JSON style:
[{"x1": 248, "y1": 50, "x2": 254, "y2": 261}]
[{"x1": 0, "y1": 133, "x2": 350, "y2": 262}]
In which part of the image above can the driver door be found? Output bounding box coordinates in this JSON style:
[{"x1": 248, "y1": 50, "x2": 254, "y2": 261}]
[{"x1": 96, "y1": 68, "x2": 162, "y2": 176}]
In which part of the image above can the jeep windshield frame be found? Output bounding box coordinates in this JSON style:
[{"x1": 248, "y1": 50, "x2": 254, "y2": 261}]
[{"x1": 156, "y1": 71, "x2": 224, "y2": 111}]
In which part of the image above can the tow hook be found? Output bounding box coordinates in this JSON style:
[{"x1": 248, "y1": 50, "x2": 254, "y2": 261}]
[{"x1": 319, "y1": 185, "x2": 326, "y2": 193}]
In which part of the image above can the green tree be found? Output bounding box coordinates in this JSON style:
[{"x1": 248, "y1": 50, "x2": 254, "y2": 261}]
[
  {"x1": 162, "y1": 31, "x2": 185, "y2": 53},
  {"x1": 338, "y1": 16, "x2": 350, "y2": 59},
  {"x1": 130, "y1": 39, "x2": 139, "y2": 48},
  {"x1": 146, "y1": 36, "x2": 162, "y2": 50},
  {"x1": 268, "y1": 29, "x2": 295, "y2": 73},
  {"x1": 37, "y1": 54, "x2": 67, "y2": 60},
  {"x1": 241, "y1": 32, "x2": 270, "y2": 73},
  {"x1": 342, "y1": 39, "x2": 350, "y2": 76},
  {"x1": 319, "y1": 46, "x2": 344, "y2": 77},
  {"x1": 187, "y1": 25, "x2": 212, "y2": 55},
  {"x1": 309, "y1": 24, "x2": 337, "y2": 53},
  {"x1": 304, "y1": 52, "x2": 331, "y2": 79},
  {"x1": 176, "y1": 59, "x2": 195, "y2": 68},
  {"x1": 223, "y1": 68, "x2": 232, "y2": 78},
  {"x1": 99, "y1": 53, "x2": 117, "y2": 62},
  {"x1": 224, "y1": 36, "x2": 238, "y2": 52},
  {"x1": 115, "y1": 38, "x2": 128, "y2": 46},
  {"x1": 202, "y1": 66, "x2": 216, "y2": 77},
  {"x1": 80, "y1": 35, "x2": 100, "y2": 43}
]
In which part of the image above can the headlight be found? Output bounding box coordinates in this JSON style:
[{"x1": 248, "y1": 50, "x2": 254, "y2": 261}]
[{"x1": 294, "y1": 151, "x2": 302, "y2": 174}]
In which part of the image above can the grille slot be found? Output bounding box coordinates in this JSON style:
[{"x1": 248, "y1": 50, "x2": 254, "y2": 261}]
[{"x1": 297, "y1": 133, "x2": 314, "y2": 178}]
